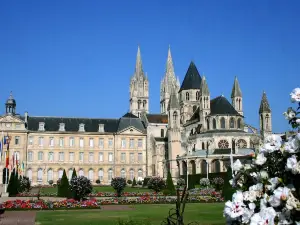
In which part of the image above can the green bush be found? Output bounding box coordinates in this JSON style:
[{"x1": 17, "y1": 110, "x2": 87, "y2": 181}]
[
  {"x1": 71, "y1": 168, "x2": 77, "y2": 179},
  {"x1": 96, "y1": 179, "x2": 101, "y2": 184},
  {"x1": 222, "y1": 167, "x2": 235, "y2": 201},
  {"x1": 142, "y1": 177, "x2": 151, "y2": 187},
  {"x1": 137, "y1": 180, "x2": 143, "y2": 185},
  {"x1": 165, "y1": 170, "x2": 175, "y2": 195},
  {"x1": 111, "y1": 177, "x2": 127, "y2": 197},
  {"x1": 127, "y1": 179, "x2": 132, "y2": 184},
  {"x1": 132, "y1": 177, "x2": 137, "y2": 187},
  {"x1": 7, "y1": 169, "x2": 19, "y2": 197},
  {"x1": 57, "y1": 170, "x2": 71, "y2": 198},
  {"x1": 70, "y1": 176, "x2": 93, "y2": 201},
  {"x1": 48, "y1": 180, "x2": 54, "y2": 185},
  {"x1": 148, "y1": 177, "x2": 166, "y2": 193}
]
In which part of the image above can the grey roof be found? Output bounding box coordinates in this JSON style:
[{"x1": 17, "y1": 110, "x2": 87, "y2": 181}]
[
  {"x1": 259, "y1": 92, "x2": 271, "y2": 113},
  {"x1": 179, "y1": 61, "x2": 202, "y2": 92},
  {"x1": 231, "y1": 76, "x2": 242, "y2": 98},
  {"x1": 168, "y1": 87, "x2": 180, "y2": 110},
  {"x1": 23, "y1": 112, "x2": 146, "y2": 133},
  {"x1": 199, "y1": 76, "x2": 210, "y2": 96},
  {"x1": 5, "y1": 92, "x2": 16, "y2": 106},
  {"x1": 210, "y1": 96, "x2": 240, "y2": 116}
]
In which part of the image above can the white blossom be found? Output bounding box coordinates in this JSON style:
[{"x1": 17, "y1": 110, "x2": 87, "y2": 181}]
[
  {"x1": 241, "y1": 203, "x2": 256, "y2": 224},
  {"x1": 269, "y1": 187, "x2": 290, "y2": 207},
  {"x1": 283, "y1": 107, "x2": 296, "y2": 120},
  {"x1": 277, "y1": 208, "x2": 292, "y2": 225},
  {"x1": 286, "y1": 155, "x2": 300, "y2": 174},
  {"x1": 260, "y1": 135, "x2": 282, "y2": 153},
  {"x1": 255, "y1": 153, "x2": 267, "y2": 165},
  {"x1": 259, "y1": 170, "x2": 269, "y2": 180},
  {"x1": 284, "y1": 137, "x2": 300, "y2": 153},
  {"x1": 250, "y1": 207, "x2": 277, "y2": 225},
  {"x1": 224, "y1": 191, "x2": 245, "y2": 219},
  {"x1": 265, "y1": 177, "x2": 279, "y2": 191},
  {"x1": 290, "y1": 87, "x2": 300, "y2": 102},
  {"x1": 286, "y1": 192, "x2": 300, "y2": 211},
  {"x1": 233, "y1": 159, "x2": 243, "y2": 171}
]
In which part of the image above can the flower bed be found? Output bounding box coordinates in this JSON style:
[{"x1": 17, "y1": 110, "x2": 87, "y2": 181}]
[{"x1": 1, "y1": 199, "x2": 100, "y2": 210}]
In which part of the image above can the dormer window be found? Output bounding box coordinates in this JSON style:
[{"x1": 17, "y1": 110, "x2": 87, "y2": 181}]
[
  {"x1": 79, "y1": 123, "x2": 85, "y2": 132},
  {"x1": 38, "y1": 122, "x2": 45, "y2": 131},
  {"x1": 59, "y1": 123, "x2": 65, "y2": 131},
  {"x1": 98, "y1": 124, "x2": 104, "y2": 132}
]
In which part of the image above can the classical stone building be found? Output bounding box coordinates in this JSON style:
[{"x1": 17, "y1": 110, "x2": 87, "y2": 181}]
[{"x1": 0, "y1": 46, "x2": 273, "y2": 186}]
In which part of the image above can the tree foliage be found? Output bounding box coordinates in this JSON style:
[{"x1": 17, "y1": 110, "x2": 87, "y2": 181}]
[
  {"x1": 70, "y1": 176, "x2": 93, "y2": 201},
  {"x1": 111, "y1": 177, "x2": 126, "y2": 197}
]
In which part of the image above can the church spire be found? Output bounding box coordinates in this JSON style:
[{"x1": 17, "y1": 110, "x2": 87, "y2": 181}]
[
  {"x1": 259, "y1": 91, "x2": 271, "y2": 113},
  {"x1": 135, "y1": 45, "x2": 144, "y2": 78},
  {"x1": 231, "y1": 76, "x2": 242, "y2": 98},
  {"x1": 166, "y1": 45, "x2": 175, "y2": 75},
  {"x1": 199, "y1": 76, "x2": 210, "y2": 96}
]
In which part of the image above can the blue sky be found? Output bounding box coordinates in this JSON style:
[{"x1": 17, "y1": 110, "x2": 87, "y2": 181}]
[{"x1": 0, "y1": 0, "x2": 299, "y2": 133}]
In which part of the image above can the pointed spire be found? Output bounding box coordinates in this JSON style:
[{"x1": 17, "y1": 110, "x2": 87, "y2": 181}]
[
  {"x1": 231, "y1": 76, "x2": 242, "y2": 98},
  {"x1": 166, "y1": 45, "x2": 175, "y2": 74},
  {"x1": 259, "y1": 91, "x2": 271, "y2": 113},
  {"x1": 179, "y1": 61, "x2": 201, "y2": 91},
  {"x1": 135, "y1": 45, "x2": 144, "y2": 77},
  {"x1": 199, "y1": 76, "x2": 210, "y2": 96},
  {"x1": 168, "y1": 86, "x2": 180, "y2": 110}
]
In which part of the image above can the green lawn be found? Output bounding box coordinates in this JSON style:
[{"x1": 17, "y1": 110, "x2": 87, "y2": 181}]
[
  {"x1": 36, "y1": 203, "x2": 225, "y2": 225},
  {"x1": 38, "y1": 186, "x2": 152, "y2": 194}
]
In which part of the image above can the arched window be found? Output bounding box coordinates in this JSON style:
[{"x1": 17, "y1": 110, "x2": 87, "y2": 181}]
[
  {"x1": 38, "y1": 151, "x2": 43, "y2": 161},
  {"x1": 47, "y1": 169, "x2": 53, "y2": 181},
  {"x1": 138, "y1": 100, "x2": 141, "y2": 109},
  {"x1": 121, "y1": 169, "x2": 126, "y2": 178},
  {"x1": 79, "y1": 169, "x2": 84, "y2": 177},
  {"x1": 265, "y1": 114, "x2": 269, "y2": 127},
  {"x1": 202, "y1": 142, "x2": 205, "y2": 149},
  {"x1": 68, "y1": 169, "x2": 73, "y2": 181},
  {"x1": 230, "y1": 118, "x2": 235, "y2": 128},
  {"x1": 200, "y1": 160, "x2": 207, "y2": 174},
  {"x1": 237, "y1": 118, "x2": 242, "y2": 129},
  {"x1": 213, "y1": 118, "x2": 217, "y2": 129},
  {"x1": 108, "y1": 169, "x2": 113, "y2": 182},
  {"x1": 98, "y1": 169, "x2": 104, "y2": 181},
  {"x1": 186, "y1": 92, "x2": 189, "y2": 101},
  {"x1": 212, "y1": 160, "x2": 221, "y2": 173},
  {"x1": 143, "y1": 100, "x2": 147, "y2": 108},
  {"x1": 129, "y1": 169, "x2": 134, "y2": 180},
  {"x1": 27, "y1": 169, "x2": 32, "y2": 181},
  {"x1": 37, "y1": 168, "x2": 43, "y2": 182},
  {"x1": 58, "y1": 169, "x2": 63, "y2": 179},
  {"x1": 206, "y1": 119, "x2": 210, "y2": 130},
  {"x1": 196, "y1": 91, "x2": 200, "y2": 100},
  {"x1": 88, "y1": 169, "x2": 94, "y2": 181},
  {"x1": 138, "y1": 169, "x2": 143, "y2": 180},
  {"x1": 173, "y1": 111, "x2": 178, "y2": 123},
  {"x1": 161, "y1": 129, "x2": 164, "y2": 137},
  {"x1": 220, "y1": 117, "x2": 225, "y2": 129},
  {"x1": 238, "y1": 99, "x2": 241, "y2": 110}
]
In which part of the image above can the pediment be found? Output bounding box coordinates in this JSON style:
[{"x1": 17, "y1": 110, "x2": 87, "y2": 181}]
[
  {"x1": 118, "y1": 126, "x2": 144, "y2": 135},
  {"x1": 0, "y1": 115, "x2": 24, "y2": 123},
  {"x1": 0, "y1": 115, "x2": 26, "y2": 131}
]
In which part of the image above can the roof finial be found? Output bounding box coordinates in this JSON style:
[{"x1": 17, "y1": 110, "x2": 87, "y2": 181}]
[{"x1": 9, "y1": 91, "x2": 13, "y2": 99}]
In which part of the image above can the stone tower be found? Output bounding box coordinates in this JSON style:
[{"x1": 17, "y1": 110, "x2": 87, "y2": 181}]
[
  {"x1": 259, "y1": 91, "x2": 272, "y2": 138},
  {"x1": 199, "y1": 76, "x2": 210, "y2": 131},
  {"x1": 231, "y1": 76, "x2": 243, "y2": 116},
  {"x1": 5, "y1": 91, "x2": 16, "y2": 115},
  {"x1": 160, "y1": 46, "x2": 180, "y2": 114},
  {"x1": 167, "y1": 87, "x2": 182, "y2": 178},
  {"x1": 129, "y1": 46, "x2": 149, "y2": 117}
]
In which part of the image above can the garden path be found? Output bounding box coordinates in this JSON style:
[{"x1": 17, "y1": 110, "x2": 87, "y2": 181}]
[{"x1": 0, "y1": 211, "x2": 36, "y2": 225}]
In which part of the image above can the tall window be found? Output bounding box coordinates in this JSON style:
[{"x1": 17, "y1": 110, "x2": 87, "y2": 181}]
[
  {"x1": 89, "y1": 152, "x2": 94, "y2": 162},
  {"x1": 28, "y1": 151, "x2": 33, "y2": 162},
  {"x1": 121, "y1": 153, "x2": 126, "y2": 162},
  {"x1": 48, "y1": 152, "x2": 54, "y2": 162},
  {"x1": 129, "y1": 139, "x2": 134, "y2": 148},
  {"x1": 99, "y1": 138, "x2": 104, "y2": 148},
  {"x1": 28, "y1": 136, "x2": 33, "y2": 145},
  {"x1": 98, "y1": 169, "x2": 104, "y2": 181},
  {"x1": 27, "y1": 169, "x2": 32, "y2": 181},
  {"x1": 79, "y1": 169, "x2": 84, "y2": 177},
  {"x1": 220, "y1": 117, "x2": 226, "y2": 129},
  {"x1": 37, "y1": 168, "x2": 43, "y2": 182},
  {"x1": 186, "y1": 92, "x2": 189, "y2": 100},
  {"x1": 138, "y1": 139, "x2": 143, "y2": 148},
  {"x1": 69, "y1": 137, "x2": 74, "y2": 147},
  {"x1": 68, "y1": 169, "x2": 73, "y2": 180},
  {"x1": 129, "y1": 169, "x2": 134, "y2": 180},
  {"x1": 173, "y1": 111, "x2": 178, "y2": 123},
  {"x1": 15, "y1": 136, "x2": 20, "y2": 145},
  {"x1": 38, "y1": 151, "x2": 43, "y2": 161},
  {"x1": 108, "y1": 153, "x2": 113, "y2": 162},
  {"x1": 213, "y1": 118, "x2": 217, "y2": 129},
  {"x1": 58, "y1": 169, "x2": 63, "y2": 179},
  {"x1": 79, "y1": 138, "x2": 84, "y2": 147},
  {"x1": 196, "y1": 91, "x2": 200, "y2": 100},
  {"x1": 160, "y1": 129, "x2": 164, "y2": 137},
  {"x1": 108, "y1": 169, "x2": 113, "y2": 182},
  {"x1": 49, "y1": 137, "x2": 54, "y2": 146},
  {"x1": 121, "y1": 138, "x2": 126, "y2": 148},
  {"x1": 121, "y1": 169, "x2": 126, "y2": 178},
  {"x1": 88, "y1": 169, "x2": 94, "y2": 181},
  {"x1": 230, "y1": 118, "x2": 235, "y2": 128},
  {"x1": 38, "y1": 137, "x2": 44, "y2": 146},
  {"x1": 108, "y1": 138, "x2": 113, "y2": 148},
  {"x1": 130, "y1": 153, "x2": 134, "y2": 163},
  {"x1": 138, "y1": 153, "x2": 143, "y2": 162},
  {"x1": 59, "y1": 137, "x2": 64, "y2": 147},
  {"x1": 206, "y1": 119, "x2": 210, "y2": 130},
  {"x1": 69, "y1": 152, "x2": 74, "y2": 162},
  {"x1": 89, "y1": 138, "x2": 94, "y2": 147},
  {"x1": 59, "y1": 152, "x2": 64, "y2": 161},
  {"x1": 237, "y1": 118, "x2": 242, "y2": 129},
  {"x1": 47, "y1": 169, "x2": 53, "y2": 181},
  {"x1": 99, "y1": 152, "x2": 103, "y2": 162},
  {"x1": 79, "y1": 152, "x2": 84, "y2": 162},
  {"x1": 138, "y1": 169, "x2": 143, "y2": 180}
]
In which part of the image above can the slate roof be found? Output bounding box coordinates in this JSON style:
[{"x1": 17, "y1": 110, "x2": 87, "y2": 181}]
[
  {"x1": 179, "y1": 61, "x2": 202, "y2": 92},
  {"x1": 210, "y1": 96, "x2": 240, "y2": 116},
  {"x1": 146, "y1": 114, "x2": 168, "y2": 124},
  {"x1": 23, "y1": 112, "x2": 146, "y2": 133},
  {"x1": 259, "y1": 92, "x2": 271, "y2": 113}
]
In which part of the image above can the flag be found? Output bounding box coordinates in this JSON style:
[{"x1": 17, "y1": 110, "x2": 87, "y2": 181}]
[
  {"x1": 12, "y1": 153, "x2": 15, "y2": 168},
  {"x1": 5, "y1": 139, "x2": 9, "y2": 168}
]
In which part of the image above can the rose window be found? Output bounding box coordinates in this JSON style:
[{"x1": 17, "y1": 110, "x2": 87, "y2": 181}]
[
  {"x1": 218, "y1": 140, "x2": 229, "y2": 149},
  {"x1": 237, "y1": 139, "x2": 247, "y2": 148}
]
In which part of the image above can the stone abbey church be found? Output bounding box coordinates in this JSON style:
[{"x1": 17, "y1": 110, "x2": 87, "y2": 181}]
[{"x1": 0, "y1": 46, "x2": 272, "y2": 185}]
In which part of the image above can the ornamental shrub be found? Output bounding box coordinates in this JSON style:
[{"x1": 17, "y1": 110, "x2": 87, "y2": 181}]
[
  {"x1": 48, "y1": 180, "x2": 53, "y2": 186},
  {"x1": 223, "y1": 88, "x2": 300, "y2": 224},
  {"x1": 132, "y1": 177, "x2": 137, "y2": 187},
  {"x1": 111, "y1": 177, "x2": 127, "y2": 197},
  {"x1": 199, "y1": 178, "x2": 210, "y2": 188},
  {"x1": 71, "y1": 168, "x2": 77, "y2": 179},
  {"x1": 95, "y1": 179, "x2": 101, "y2": 184},
  {"x1": 212, "y1": 177, "x2": 224, "y2": 191},
  {"x1": 142, "y1": 177, "x2": 151, "y2": 187},
  {"x1": 147, "y1": 177, "x2": 166, "y2": 193},
  {"x1": 18, "y1": 176, "x2": 31, "y2": 193},
  {"x1": 7, "y1": 169, "x2": 18, "y2": 197},
  {"x1": 70, "y1": 176, "x2": 93, "y2": 201},
  {"x1": 176, "y1": 178, "x2": 185, "y2": 187},
  {"x1": 137, "y1": 180, "x2": 143, "y2": 185},
  {"x1": 222, "y1": 166, "x2": 235, "y2": 201},
  {"x1": 165, "y1": 170, "x2": 176, "y2": 195},
  {"x1": 127, "y1": 179, "x2": 132, "y2": 184},
  {"x1": 57, "y1": 169, "x2": 71, "y2": 198}
]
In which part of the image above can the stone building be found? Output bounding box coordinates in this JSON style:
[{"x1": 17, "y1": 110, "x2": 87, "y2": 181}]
[{"x1": 0, "y1": 46, "x2": 273, "y2": 186}]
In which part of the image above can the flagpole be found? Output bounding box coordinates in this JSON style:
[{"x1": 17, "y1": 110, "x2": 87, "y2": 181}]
[{"x1": 4, "y1": 135, "x2": 11, "y2": 194}]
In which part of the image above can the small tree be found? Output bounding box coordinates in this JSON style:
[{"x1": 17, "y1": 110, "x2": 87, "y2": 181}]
[
  {"x1": 58, "y1": 170, "x2": 71, "y2": 198},
  {"x1": 148, "y1": 177, "x2": 166, "y2": 193},
  {"x1": 19, "y1": 176, "x2": 31, "y2": 193},
  {"x1": 165, "y1": 170, "x2": 176, "y2": 195},
  {"x1": 7, "y1": 169, "x2": 15, "y2": 196},
  {"x1": 95, "y1": 179, "x2": 101, "y2": 184},
  {"x1": 70, "y1": 176, "x2": 93, "y2": 201},
  {"x1": 71, "y1": 168, "x2": 77, "y2": 179},
  {"x1": 222, "y1": 166, "x2": 235, "y2": 201},
  {"x1": 132, "y1": 177, "x2": 137, "y2": 187},
  {"x1": 111, "y1": 177, "x2": 127, "y2": 197}
]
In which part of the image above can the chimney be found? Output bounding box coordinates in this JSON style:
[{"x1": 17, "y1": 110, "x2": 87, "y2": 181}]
[{"x1": 24, "y1": 111, "x2": 28, "y2": 123}]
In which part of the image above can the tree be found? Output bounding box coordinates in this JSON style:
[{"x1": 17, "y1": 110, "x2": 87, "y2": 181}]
[
  {"x1": 57, "y1": 169, "x2": 71, "y2": 198},
  {"x1": 70, "y1": 176, "x2": 93, "y2": 201},
  {"x1": 165, "y1": 170, "x2": 176, "y2": 195},
  {"x1": 148, "y1": 177, "x2": 166, "y2": 193},
  {"x1": 222, "y1": 166, "x2": 235, "y2": 201},
  {"x1": 7, "y1": 169, "x2": 19, "y2": 197},
  {"x1": 111, "y1": 177, "x2": 127, "y2": 197},
  {"x1": 132, "y1": 177, "x2": 137, "y2": 187},
  {"x1": 71, "y1": 168, "x2": 77, "y2": 179}
]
